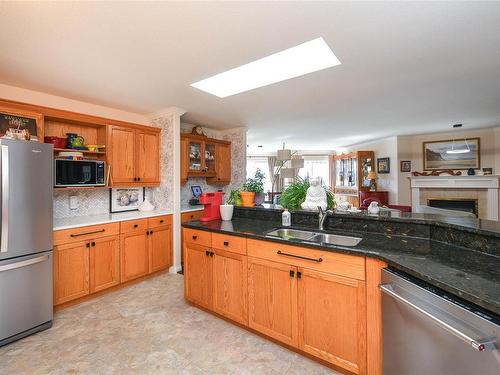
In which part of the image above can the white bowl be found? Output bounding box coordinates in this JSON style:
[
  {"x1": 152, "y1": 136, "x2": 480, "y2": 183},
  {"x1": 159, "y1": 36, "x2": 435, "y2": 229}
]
[{"x1": 220, "y1": 204, "x2": 234, "y2": 221}]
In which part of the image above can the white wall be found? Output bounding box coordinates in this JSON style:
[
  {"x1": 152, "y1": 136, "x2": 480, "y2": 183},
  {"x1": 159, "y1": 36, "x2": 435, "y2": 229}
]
[{"x1": 339, "y1": 137, "x2": 399, "y2": 204}]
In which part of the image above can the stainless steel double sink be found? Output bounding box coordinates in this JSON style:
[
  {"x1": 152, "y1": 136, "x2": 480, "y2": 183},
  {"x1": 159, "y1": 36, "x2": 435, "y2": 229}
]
[{"x1": 265, "y1": 228, "x2": 362, "y2": 247}]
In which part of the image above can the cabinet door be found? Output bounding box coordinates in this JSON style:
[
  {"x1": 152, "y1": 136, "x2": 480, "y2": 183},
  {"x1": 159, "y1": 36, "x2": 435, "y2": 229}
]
[
  {"x1": 212, "y1": 249, "x2": 248, "y2": 325},
  {"x1": 149, "y1": 226, "x2": 172, "y2": 273},
  {"x1": 208, "y1": 142, "x2": 231, "y2": 184},
  {"x1": 184, "y1": 243, "x2": 213, "y2": 309},
  {"x1": 188, "y1": 140, "x2": 203, "y2": 173},
  {"x1": 180, "y1": 138, "x2": 188, "y2": 184},
  {"x1": 248, "y1": 257, "x2": 298, "y2": 347},
  {"x1": 120, "y1": 231, "x2": 149, "y2": 282},
  {"x1": 54, "y1": 241, "x2": 90, "y2": 305},
  {"x1": 298, "y1": 268, "x2": 367, "y2": 375},
  {"x1": 137, "y1": 130, "x2": 160, "y2": 183},
  {"x1": 204, "y1": 141, "x2": 216, "y2": 174},
  {"x1": 90, "y1": 235, "x2": 120, "y2": 293},
  {"x1": 109, "y1": 126, "x2": 136, "y2": 184}
]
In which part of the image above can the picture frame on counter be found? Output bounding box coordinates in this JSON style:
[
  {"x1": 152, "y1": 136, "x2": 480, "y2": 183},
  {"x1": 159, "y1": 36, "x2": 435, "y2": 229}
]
[
  {"x1": 110, "y1": 187, "x2": 145, "y2": 213},
  {"x1": 0, "y1": 105, "x2": 44, "y2": 141}
]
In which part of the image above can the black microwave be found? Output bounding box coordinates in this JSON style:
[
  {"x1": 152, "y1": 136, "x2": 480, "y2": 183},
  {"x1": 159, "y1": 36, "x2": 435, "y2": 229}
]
[{"x1": 54, "y1": 159, "x2": 106, "y2": 187}]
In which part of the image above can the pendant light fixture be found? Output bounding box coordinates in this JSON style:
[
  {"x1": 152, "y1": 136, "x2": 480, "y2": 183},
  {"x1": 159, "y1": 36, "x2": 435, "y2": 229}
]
[
  {"x1": 277, "y1": 142, "x2": 292, "y2": 161},
  {"x1": 446, "y1": 138, "x2": 470, "y2": 154}
]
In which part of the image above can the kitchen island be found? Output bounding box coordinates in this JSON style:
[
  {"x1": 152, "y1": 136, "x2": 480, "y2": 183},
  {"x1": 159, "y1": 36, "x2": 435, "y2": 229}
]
[{"x1": 182, "y1": 205, "x2": 500, "y2": 375}]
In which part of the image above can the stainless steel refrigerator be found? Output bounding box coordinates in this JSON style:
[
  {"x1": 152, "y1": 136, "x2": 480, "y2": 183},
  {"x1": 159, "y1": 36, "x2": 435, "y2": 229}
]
[{"x1": 0, "y1": 139, "x2": 53, "y2": 346}]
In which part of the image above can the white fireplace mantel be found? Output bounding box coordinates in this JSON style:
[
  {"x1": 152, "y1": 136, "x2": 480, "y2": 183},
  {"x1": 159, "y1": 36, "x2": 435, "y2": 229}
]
[{"x1": 409, "y1": 175, "x2": 500, "y2": 220}]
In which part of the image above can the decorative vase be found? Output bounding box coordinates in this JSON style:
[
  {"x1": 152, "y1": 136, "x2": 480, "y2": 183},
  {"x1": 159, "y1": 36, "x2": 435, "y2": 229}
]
[
  {"x1": 254, "y1": 192, "x2": 265, "y2": 206},
  {"x1": 240, "y1": 191, "x2": 255, "y2": 207},
  {"x1": 220, "y1": 204, "x2": 234, "y2": 221}
]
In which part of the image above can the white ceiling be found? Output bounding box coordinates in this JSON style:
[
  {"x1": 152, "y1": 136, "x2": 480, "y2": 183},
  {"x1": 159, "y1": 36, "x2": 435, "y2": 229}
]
[{"x1": 1, "y1": 2, "x2": 500, "y2": 154}]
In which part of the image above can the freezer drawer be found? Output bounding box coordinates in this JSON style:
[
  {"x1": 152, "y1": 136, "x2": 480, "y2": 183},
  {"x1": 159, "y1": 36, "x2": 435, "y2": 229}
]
[{"x1": 0, "y1": 251, "x2": 53, "y2": 346}]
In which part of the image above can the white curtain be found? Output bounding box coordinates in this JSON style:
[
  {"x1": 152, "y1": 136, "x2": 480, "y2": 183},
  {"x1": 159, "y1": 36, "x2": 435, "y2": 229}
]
[{"x1": 268, "y1": 156, "x2": 283, "y2": 193}]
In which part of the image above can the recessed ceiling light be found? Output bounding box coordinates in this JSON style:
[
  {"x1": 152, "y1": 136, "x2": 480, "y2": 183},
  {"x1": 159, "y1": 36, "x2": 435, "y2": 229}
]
[{"x1": 191, "y1": 37, "x2": 341, "y2": 98}]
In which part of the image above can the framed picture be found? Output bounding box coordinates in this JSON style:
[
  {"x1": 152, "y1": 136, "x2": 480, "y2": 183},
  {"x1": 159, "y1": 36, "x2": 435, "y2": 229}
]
[
  {"x1": 400, "y1": 160, "x2": 411, "y2": 172},
  {"x1": 110, "y1": 187, "x2": 145, "y2": 213},
  {"x1": 0, "y1": 106, "x2": 44, "y2": 141},
  {"x1": 377, "y1": 157, "x2": 390, "y2": 173},
  {"x1": 483, "y1": 167, "x2": 493, "y2": 175},
  {"x1": 423, "y1": 138, "x2": 480, "y2": 170},
  {"x1": 191, "y1": 185, "x2": 202, "y2": 197}
]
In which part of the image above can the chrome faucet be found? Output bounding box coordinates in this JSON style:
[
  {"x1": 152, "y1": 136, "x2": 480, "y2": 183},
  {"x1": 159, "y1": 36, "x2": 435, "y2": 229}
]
[{"x1": 318, "y1": 206, "x2": 333, "y2": 230}]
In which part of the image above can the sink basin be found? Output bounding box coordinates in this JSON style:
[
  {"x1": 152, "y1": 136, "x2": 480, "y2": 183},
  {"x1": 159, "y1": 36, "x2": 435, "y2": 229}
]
[
  {"x1": 309, "y1": 233, "x2": 362, "y2": 247},
  {"x1": 266, "y1": 228, "x2": 316, "y2": 241},
  {"x1": 266, "y1": 228, "x2": 362, "y2": 246}
]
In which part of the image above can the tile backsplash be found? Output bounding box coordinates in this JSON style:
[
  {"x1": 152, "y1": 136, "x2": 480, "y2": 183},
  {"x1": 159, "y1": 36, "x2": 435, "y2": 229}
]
[{"x1": 53, "y1": 189, "x2": 110, "y2": 218}]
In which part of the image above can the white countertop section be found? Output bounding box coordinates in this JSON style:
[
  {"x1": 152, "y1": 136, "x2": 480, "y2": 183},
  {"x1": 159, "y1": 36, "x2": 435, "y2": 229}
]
[
  {"x1": 181, "y1": 205, "x2": 204, "y2": 213},
  {"x1": 54, "y1": 210, "x2": 173, "y2": 231}
]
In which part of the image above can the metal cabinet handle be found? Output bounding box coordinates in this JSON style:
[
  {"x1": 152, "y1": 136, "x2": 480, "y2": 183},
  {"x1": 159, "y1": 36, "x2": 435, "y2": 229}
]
[
  {"x1": 0, "y1": 254, "x2": 49, "y2": 272},
  {"x1": 289, "y1": 270, "x2": 295, "y2": 278},
  {"x1": 70, "y1": 229, "x2": 105, "y2": 237},
  {"x1": 276, "y1": 250, "x2": 323, "y2": 263},
  {"x1": 1, "y1": 145, "x2": 9, "y2": 253},
  {"x1": 223, "y1": 241, "x2": 229, "y2": 246},
  {"x1": 192, "y1": 235, "x2": 197, "y2": 240},
  {"x1": 134, "y1": 224, "x2": 138, "y2": 228},
  {"x1": 380, "y1": 284, "x2": 497, "y2": 352},
  {"x1": 160, "y1": 220, "x2": 164, "y2": 223}
]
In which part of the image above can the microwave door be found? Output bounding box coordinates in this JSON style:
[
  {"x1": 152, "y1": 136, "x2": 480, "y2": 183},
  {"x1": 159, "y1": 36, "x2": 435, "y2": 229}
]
[{"x1": 55, "y1": 160, "x2": 99, "y2": 186}]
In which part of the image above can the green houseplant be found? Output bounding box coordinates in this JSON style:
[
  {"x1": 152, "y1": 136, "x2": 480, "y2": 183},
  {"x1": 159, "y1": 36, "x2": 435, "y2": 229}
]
[
  {"x1": 280, "y1": 179, "x2": 335, "y2": 210},
  {"x1": 226, "y1": 189, "x2": 242, "y2": 206},
  {"x1": 241, "y1": 169, "x2": 266, "y2": 206}
]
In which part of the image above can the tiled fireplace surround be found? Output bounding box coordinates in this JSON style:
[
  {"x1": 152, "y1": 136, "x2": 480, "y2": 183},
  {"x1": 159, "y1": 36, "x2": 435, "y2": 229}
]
[{"x1": 410, "y1": 176, "x2": 500, "y2": 220}]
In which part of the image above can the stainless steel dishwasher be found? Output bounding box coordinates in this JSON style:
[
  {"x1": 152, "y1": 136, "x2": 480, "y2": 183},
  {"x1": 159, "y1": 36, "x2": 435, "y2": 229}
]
[{"x1": 380, "y1": 268, "x2": 499, "y2": 375}]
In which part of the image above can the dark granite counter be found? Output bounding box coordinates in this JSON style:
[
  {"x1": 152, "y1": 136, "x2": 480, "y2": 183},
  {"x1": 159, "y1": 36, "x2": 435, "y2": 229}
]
[{"x1": 184, "y1": 210, "x2": 500, "y2": 316}]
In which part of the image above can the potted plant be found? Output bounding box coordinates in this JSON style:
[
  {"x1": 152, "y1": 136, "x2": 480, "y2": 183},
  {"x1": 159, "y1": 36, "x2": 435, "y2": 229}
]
[
  {"x1": 242, "y1": 169, "x2": 266, "y2": 206},
  {"x1": 280, "y1": 179, "x2": 335, "y2": 210}
]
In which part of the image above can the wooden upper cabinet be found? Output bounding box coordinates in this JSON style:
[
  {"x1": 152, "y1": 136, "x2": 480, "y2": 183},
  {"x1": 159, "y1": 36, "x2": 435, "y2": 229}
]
[
  {"x1": 298, "y1": 268, "x2": 367, "y2": 375},
  {"x1": 108, "y1": 124, "x2": 160, "y2": 187},
  {"x1": 181, "y1": 134, "x2": 231, "y2": 185},
  {"x1": 184, "y1": 243, "x2": 213, "y2": 309},
  {"x1": 137, "y1": 130, "x2": 160, "y2": 183},
  {"x1": 212, "y1": 248, "x2": 248, "y2": 325},
  {"x1": 90, "y1": 235, "x2": 120, "y2": 294},
  {"x1": 54, "y1": 241, "x2": 90, "y2": 305},
  {"x1": 247, "y1": 257, "x2": 298, "y2": 347},
  {"x1": 207, "y1": 142, "x2": 231, "y2": 185},
  {"x1": 109, "y1": 126, "x2": 136, "y2": 184},
  {"x1": 120, "y1": 231, "x2": 149, "y2": 282}
]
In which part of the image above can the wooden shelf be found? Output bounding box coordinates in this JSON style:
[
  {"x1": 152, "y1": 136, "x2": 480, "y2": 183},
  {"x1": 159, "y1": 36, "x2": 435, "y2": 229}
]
[{"x1": 53, "y1": 148, "x2": 106, "y2": 155}]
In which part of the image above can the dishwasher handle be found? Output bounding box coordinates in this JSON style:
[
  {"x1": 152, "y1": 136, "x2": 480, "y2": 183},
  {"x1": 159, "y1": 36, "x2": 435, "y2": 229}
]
[{"x1": 380, "y1": 283, "x2": 497, "y2": 352}]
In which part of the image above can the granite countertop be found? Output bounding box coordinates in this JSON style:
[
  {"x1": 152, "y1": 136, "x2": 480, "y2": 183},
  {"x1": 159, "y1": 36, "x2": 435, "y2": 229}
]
[
  {"x1": 54, "y1": 210, "x2": 173, "y2": 231},
  {"x1": 181, "y1": 205, "x2": 204, "y2": 213},
  {"x1": 184, "y1": 217, "x2": 500, "y2": 316}
]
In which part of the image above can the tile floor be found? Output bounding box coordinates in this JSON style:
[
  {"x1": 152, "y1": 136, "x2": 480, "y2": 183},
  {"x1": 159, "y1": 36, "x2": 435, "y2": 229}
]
[{"x1": 0, "y1": 273, "x2": 339, "y2": 374}]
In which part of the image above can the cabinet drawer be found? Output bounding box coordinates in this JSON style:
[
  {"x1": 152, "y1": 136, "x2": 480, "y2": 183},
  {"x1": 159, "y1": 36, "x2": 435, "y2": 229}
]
[
  {"x1": 212, "y1": 233, "x2": 246, "y2": 255},
  {"x1": 247, "y1": 239, "x2": 365, "y2": 280},
  {"x1": 181, "y1": 210, "x2": 204, "y2": 223},
  {"x1": 148, "y1": 215, "x2": 172, "y2": 229},
  {"x1": 183, "y1": 228, "x2": 211, "y2": 247},
  {"x1": 120, "y1": 219, "x2": 148, "y2": 234},
  {"x1": 54, "y1": 223, "x2": 120, "y2": 246}
]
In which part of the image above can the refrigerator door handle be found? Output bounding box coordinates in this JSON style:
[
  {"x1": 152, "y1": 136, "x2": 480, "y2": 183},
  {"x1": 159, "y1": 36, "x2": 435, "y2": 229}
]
[
  {"x1": 1, "y1": 145, "x2": 9, "y2": 253},
  {"x1": 380, "y1": 283, "x2": 497, "y2": 352},
  {"x1": 0, "y1": 254, "x2": 49, "y2": 272}
]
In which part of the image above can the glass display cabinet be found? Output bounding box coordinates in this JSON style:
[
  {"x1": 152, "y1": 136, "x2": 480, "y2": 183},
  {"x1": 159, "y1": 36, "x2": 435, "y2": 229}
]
[{"x1": 333, "y1": 151, "x2": 375, "y2": 206}]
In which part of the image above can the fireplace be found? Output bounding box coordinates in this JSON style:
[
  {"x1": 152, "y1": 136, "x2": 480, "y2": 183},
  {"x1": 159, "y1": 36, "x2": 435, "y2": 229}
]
[{"x1": 427, "y1": 198, "x2": 478, "y2": 217}]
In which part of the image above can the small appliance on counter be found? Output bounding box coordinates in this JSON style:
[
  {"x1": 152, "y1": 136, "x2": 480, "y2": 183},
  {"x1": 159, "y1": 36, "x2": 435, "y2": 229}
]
[
  {"x1": 199, "y1": 192, "x2": 224, "y2": 221},
  {"x1": 189, "y1": 185, "x2": 202, "y2": 206}
]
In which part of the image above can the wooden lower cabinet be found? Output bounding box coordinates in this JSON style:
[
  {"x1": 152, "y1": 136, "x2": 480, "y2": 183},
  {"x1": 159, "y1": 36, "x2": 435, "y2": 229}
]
[
  {"x1": 90, "y1": 235, "x2": 120, "y2": 293},
  {"x1": 247, "y1": 257, "x2": 298, "y2": 347},
  {"x1": 298, "y1": 268, "x2": 367, "y2": 375},
  {"x1": 149, "y1": 226, "x2": 172, "y2": 273},
  {"x1": 212, "y1": 249, "x2": 248, "y2": 325},
  {"x1": 54, "y1": 241, "x2": 90, "y2": 305},
  {"x1": 184, "y1": 243, "x2": 213, "y2": 309},
  {"x1": 120, "y1": 231, "x2": 149, "y2": 282}
]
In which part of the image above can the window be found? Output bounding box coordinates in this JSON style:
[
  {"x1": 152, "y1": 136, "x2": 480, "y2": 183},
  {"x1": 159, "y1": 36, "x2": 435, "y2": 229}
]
[
  {"x1": 298, "y1": 155, "x2": 330, "y2": 187},
  {"x1": 246, "y1": 156, "x2": 273, "y2": 192}
]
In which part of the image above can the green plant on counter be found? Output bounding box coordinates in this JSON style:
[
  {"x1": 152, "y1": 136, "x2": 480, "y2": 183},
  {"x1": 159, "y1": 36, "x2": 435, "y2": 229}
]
[
  {"x1": 280, "y1": 179, "x2": 335, "y2": 210},
  {"x1": 242, "y1": 169, "x2": 265, "y2": 193},
  {"x1": 226, "y1": 189, "x2": 242, "y2": 206}
]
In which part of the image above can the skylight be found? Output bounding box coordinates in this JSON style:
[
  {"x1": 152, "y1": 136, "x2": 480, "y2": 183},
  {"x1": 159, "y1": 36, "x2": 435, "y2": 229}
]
[{"x1": 190, "y1": 37, "x2": 341, "y2": 98}]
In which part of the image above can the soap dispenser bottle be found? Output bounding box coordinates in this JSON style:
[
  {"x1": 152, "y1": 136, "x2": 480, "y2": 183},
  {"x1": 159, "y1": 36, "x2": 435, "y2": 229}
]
[{"x1": 282, "y1": 209, "x2": 291, "y2": 227}]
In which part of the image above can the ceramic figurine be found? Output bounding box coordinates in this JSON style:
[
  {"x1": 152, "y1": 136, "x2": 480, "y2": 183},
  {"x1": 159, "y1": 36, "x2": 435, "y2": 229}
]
[
  {"x1": 337, "y1": 201, "x2": 351, "y2": 211},
  {"x1": 367, "y1": 201, "x2": 380, "y2": 214},
  {"x1": 301, "y1": 177, "x2": 327, "y2": 210}
]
